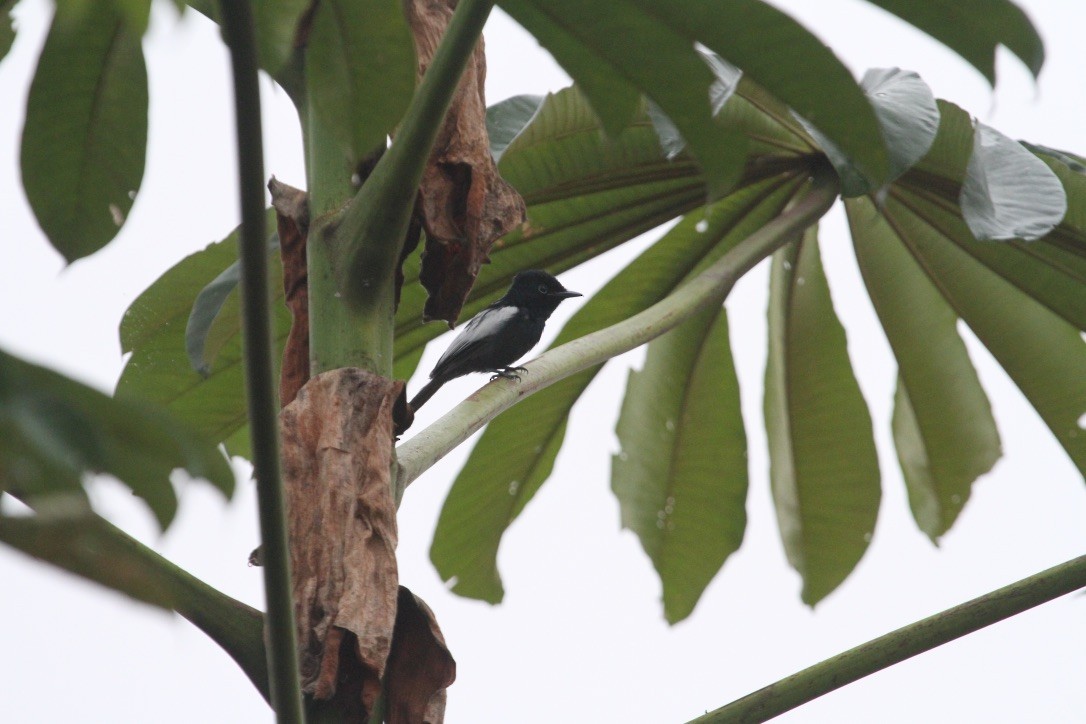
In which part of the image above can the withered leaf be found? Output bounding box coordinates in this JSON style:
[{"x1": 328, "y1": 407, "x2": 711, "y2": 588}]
[
  {"x1": 268, "y1": 177, "x2": 311, "y2": 407},
  {"x1": 386, "y1": 586, "x2": 456, "y2": 724},
  {"x1": 281, "y1": 368, "x2": 401, "y2": 711},
  {"x1": 405, "y1": 0, "x2": 526, "y2": 327}
]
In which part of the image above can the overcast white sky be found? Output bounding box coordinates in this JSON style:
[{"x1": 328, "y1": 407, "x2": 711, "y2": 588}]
[{"x1": 1, "y1": 1, "x2": 1084, "y2": 722}]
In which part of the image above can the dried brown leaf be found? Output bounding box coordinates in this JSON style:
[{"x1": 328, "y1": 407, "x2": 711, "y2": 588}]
[
  {"x1": 269, "y1": 176, "x2": 311, "y2": 407},
  {"x1": 405, "y1": 0, "x2": 526, "y2": 327},
  {"x1": 281, "y1": 368, "x2": 402, "y2": 711},
  {"x1": 386, "y1": 586, "x2": 456, "y2": 724}
]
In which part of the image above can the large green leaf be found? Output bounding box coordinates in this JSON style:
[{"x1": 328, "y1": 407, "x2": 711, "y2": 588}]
[
  {"x1": 886, "y1": 101, "x2": 1086, "y2": 331},
  {"x1": 863, "y1": 0, "x2": 1044, "y2": 83},
  {"x1": 306, "y1": 0, "x2": 416, "y2": 163},
  {"x1": 877, "y1": 193, "x2": 1086, "y2": 475},
  {"x1": 119, "y1": 84, "x2": 815, "y2": 459},
  {"x1": 764, "y1": 228, "x2": 880, "y2": 605},
  {"x1": 612, "y1": 306, "x2": 747, "y2": 624},
  {"x1": 0, "y1": 0, "x2": 15, "y2": 64},
  {"x1": 0, "y1": 349, "x2": 233, "y2": 529},
  {"x1": 20, "y1": 1, "x2": 147, "y2": 261},
  {"x1": 0, "y1": 510, "x2": 268, "y2": 698},
  {"x1": 848, "y1": 197, "x2": 1000, "y2": 541},
  {"x1": 500, "y1": 0, "x2": 889, "y2": 188},
  {"x1": 116, "y1": 225, "x2": 291, "y2": 459},
  {"x1": 497, "y1": 0, "x2": 746, "y2": 197},
  {"x1": 430, "y1": 175, "x2": 804, "y2": 603}
]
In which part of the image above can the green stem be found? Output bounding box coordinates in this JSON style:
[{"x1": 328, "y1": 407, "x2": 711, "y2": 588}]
[
  {"x1": 307, "y1": 0, "x2": 496, "y2": 375},
  {"x1": 306, "y1": 105, "x2": 371, "y2": 374},
  {"x1": 336, "y1": 0, "x2": 497, "y2": 317},
  {"x1": 218, "y1": 2, "x2": 304, "y2": 722},
  {"x1": 689, "y1": 555, "x2": 1086, "y2": 723},
  {"x1": 394, "y1": 169, "x2": 840, "y2": 494}
]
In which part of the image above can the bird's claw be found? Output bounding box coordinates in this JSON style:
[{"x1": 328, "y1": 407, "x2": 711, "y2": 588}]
[{"x1": 490, "y1": 366, "x2": 528, "y2": 382}]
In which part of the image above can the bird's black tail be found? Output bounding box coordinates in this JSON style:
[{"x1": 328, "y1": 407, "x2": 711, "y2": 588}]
[{"x1": 409, "y1": 377, "x2": 445, "y2": 412}]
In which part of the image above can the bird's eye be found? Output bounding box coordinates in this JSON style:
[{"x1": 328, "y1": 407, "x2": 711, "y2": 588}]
[{"x1": 538, "y1": 284, "x2": 548, "y2": 294}]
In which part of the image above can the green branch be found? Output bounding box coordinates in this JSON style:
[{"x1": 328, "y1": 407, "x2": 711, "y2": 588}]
[
  {"x1": 689, "y1": 555, "x2": 1086, "y2": 722},
  {"x1": 394, "y1": 169, "x2": 840, "y2": 494},
  {"x1": 218, "y1": 2, "x2": 304, "y2": 722}
]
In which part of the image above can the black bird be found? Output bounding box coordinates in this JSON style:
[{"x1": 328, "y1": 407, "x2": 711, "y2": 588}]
[{"x1": 409, "y1": 270, "x2": 582, "y2": 411}]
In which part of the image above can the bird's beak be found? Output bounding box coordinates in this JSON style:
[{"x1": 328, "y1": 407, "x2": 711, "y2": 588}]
[{"x1": 553, "y1": 290, "x2": 583, "y2": 299}]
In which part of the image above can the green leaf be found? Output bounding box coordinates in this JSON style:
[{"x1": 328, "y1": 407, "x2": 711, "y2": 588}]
[
  {"x1": 848, "y1": 197, "x2": 1000, "y2": 541},
  {"x1": 800, "y1": 67, "x2": 939, "y2": 197},
  {"x1": 862, "y1": 0, "x2": 1044, "y2": 83},
  {"x1": 891, "y1": 116, "x2": 1086, "y2": 331},
  {"x1": 499, "y1": 0, "x2": 748, "y2": 197},
  {"x1": 186, "y1": 219, "x2": 280, "y2": 376},
  {"x1": 20, "y1": 1, "x2": 148, "y2": 261},
  {"x1": 764, "y1": 228, "x2": 880, "y2": 605},
  {"x1": 644, "y1": 50, "x2": 743, "y2": 160},
  {"x1": 492, "y1": 2, "x2": 640, "y2": 137},
  {"x1": 187, "y1": 258, "x2": 244, "y2": 377},
  {"x1": 877, "y1": 193, "x2": 1086, "y2": 475},
  {"x1": 116, "y1": 227, "x2": 291, "y2": 452},
  {"x1": 0, "y1": 0, "x2": 16, "y2": 64},
  {"x1": 430, "y1": 175, "x2": 804, "y2": 603},
  {"x1": 0, "y1": 348, "x2": 234, "y2": 529},
  {"x1": 253, "y1": 0, "x2": 309, "y2": 76},
  {"x1": 613, "y1": 306, "x2": 747, "y2": 624},
  {"x1": 501, "y1": 0, "x2": 889, "y2": 189},
  {"x1": 486, "y1": 94, "x2": 544, "y2": 163},
  {"x1": 0, "y1": 510, "x2": 268, "y2": 698},
  {"x1": 960, "y1": 122, "x2": 1066, "y2": 240},
  {"x1": 306, "y1": 0, "x2": 416, "y2": 162}
]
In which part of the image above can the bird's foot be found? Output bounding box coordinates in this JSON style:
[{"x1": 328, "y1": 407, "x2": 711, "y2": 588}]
[{"x1": 490, "y1": 366, "x2": 528, "y2": 382}]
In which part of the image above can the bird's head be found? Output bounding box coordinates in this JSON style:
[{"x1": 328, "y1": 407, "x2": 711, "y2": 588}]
[{"x1": 503, "y1": 269, "x2": 582, "y2": 314}]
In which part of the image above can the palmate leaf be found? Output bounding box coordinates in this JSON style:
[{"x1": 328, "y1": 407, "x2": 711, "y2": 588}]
[
  {"x1": 499, "y1": 0, "x2": 889, "y2": 190},
  {"x1": 612, "y1": 306, "x2": 747, "y2": 624},
  {"x1": 20, "y1": 0, "x2": 147, "y2": 261},
  {"x1": 0, "y1": 348, "x2": 233, "y2": 529},
  {"x1": 764, "y1": 228, "x2": 880, "y2": 606},
  {"x1": 848, "y1": 197, "x2": 1000, "y2": 541},
  {"x1": 119, "y1": 84, "x2": 814, "y2": 453},
  {"x1": 871, "y1": 193, "x2": 1086, "y2": 476},
  {"x1": 430, "y1": 175, "x2": 805, "y2": 604},
  {"x1": 840, "y1": 94, "x2": 1086, "y2": 537}
]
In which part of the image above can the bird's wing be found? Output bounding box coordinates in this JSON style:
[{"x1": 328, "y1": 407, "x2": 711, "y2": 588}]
[{"x1": 430, "y1": 304, "x2": 520, "y2": 379}]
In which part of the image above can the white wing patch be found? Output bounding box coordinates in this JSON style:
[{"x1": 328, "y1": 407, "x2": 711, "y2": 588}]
[{"x1": 433, "y1": 305, "x2": 519, "y2": 371}]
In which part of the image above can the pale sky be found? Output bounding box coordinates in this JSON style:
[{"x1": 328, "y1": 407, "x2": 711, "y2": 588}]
[{"x1": 1, "y1": 1, "x2": 1084, "y2": 722}]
